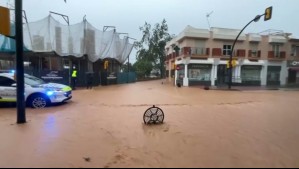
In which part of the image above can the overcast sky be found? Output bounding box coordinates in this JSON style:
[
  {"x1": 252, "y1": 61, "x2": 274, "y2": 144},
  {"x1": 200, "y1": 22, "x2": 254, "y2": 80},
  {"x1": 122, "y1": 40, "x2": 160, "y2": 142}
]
[{"x1": 1, "y1": 0, "x2": 298, "y2": 62}]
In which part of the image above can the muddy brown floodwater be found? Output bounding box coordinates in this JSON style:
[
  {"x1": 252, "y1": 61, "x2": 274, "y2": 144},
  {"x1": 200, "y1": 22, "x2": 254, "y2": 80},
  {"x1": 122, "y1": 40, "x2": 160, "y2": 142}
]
[{"x1": 0, "y1": 80, "x2": 299, "y2": 168}]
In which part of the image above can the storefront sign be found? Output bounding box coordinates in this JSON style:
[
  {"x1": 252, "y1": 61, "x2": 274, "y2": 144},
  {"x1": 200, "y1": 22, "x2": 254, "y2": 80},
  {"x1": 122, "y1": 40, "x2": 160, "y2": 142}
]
[
  {"x1": 176, "y1": 64, "x2": 185, "y2": 70},
  {"x1": 41, "y1": 71, "x2": 64, "y2": 81},
  {"x1": 287, "y1": 61, "x2": 299, "y2": 67},
  {"x1": 107, "y1": 72, "x2": 117, "y2": 79},
  {"x1": 241, "y1": 65, "x2": 262, "y2": 70},
  {"x1": 188, "y1": 64, "x2": 212, "y2": 69}
]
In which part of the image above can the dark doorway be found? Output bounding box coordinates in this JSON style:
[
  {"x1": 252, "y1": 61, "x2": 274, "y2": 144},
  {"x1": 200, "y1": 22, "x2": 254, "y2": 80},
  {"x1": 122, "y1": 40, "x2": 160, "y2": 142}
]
[
  {"x1": 217, "y1": 65, "x2": 227, "y2": 86},
  {"x1": 288, "y1": 69, "x2": 297, "y2": 84}
]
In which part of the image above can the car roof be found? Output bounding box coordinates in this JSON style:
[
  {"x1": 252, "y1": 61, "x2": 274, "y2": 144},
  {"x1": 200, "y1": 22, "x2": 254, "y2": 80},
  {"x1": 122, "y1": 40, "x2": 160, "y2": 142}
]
[{"x1": 0, "y1": 73, "x2": 15, "y2": 79}]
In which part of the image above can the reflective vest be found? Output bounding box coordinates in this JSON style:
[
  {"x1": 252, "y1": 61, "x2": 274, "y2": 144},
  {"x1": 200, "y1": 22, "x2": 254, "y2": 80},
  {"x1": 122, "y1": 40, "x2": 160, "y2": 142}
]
[{"x1": 72, "y1": 70, "x2": 77, "y2": 78}]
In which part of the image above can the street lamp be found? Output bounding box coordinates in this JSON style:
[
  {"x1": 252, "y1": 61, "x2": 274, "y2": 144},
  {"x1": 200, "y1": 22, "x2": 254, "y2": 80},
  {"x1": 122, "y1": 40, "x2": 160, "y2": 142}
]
[{"x1": 228, "y1": 7, "x2": 273, "y2": 89}]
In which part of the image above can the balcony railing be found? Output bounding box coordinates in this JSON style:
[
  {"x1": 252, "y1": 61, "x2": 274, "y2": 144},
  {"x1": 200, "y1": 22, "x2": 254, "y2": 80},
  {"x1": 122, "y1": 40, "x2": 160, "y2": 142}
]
[
  {"x1": 212, "y1": 48, "x2": 246, "y2": 57},
  {"x1": 248, "y1": 50, "x2": 261, "y2": 58},
  {"x1": 268, "y1": 51, "x2": 286, "y2": 59},
  {"x1": 180, "y1": 47, "x2": 209, "y2": 57}
]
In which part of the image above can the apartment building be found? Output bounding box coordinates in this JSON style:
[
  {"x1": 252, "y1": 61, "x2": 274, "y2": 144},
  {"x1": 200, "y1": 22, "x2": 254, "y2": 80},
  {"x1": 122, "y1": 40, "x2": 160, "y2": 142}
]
[{"x1": 165, "y1": 26, "x2": 299, "y2": 87}]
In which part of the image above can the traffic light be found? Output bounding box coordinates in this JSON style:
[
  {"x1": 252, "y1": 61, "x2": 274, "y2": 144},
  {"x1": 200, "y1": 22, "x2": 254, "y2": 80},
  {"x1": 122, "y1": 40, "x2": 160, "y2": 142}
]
[
  {"x1": 232, "y1": 60, "x2": 237, "y2": 67},
  {"x1": 226, "y1": 61, "x2": 230, "y2": 69},
  {"x1": 0, "y1": 6, "x2": 10, "y2": 36},
  {"x1": 264, "y1": 6, "x2": 273, "y2": 21},
  {"x1": 226, "y1": 60, "x2": 237, "y2": 69},
  {"x1": 104, "y1": 60, "x2": 109, "y2": 70}
]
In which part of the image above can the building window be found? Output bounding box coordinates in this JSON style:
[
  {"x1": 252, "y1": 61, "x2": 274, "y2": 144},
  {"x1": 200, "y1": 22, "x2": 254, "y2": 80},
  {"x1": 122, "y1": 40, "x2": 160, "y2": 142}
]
[
  {"x1": 0, "y1": 76, "x2": 15, "y2": 87},
  {"x1": 0, "y1": 60, "x2": 14, "y2": 70},
  {"x1": 291, "y1": 45, "x2": 299, "y2": 57},
  {"x1": 50, "y1": 57, "x2": 62, "y2": 71},
  {"x1": 272, "y1": 44, "x2": 280, "y2": 58},
  {"x1": 191, "y1": 48, "x2": 206, "y2": 55},
  {"x1": 223, "y1": 45, "x2": 232, "y2": 56},
  {"x1": 250, "y1": 42, "x2": 259, "y2": 57},
  {"x1": 188, "y1": 64, "x2": 212, "y2": 81},
  {"x1": 63, "y1": 59, "x2": 70, "y2": 69}
]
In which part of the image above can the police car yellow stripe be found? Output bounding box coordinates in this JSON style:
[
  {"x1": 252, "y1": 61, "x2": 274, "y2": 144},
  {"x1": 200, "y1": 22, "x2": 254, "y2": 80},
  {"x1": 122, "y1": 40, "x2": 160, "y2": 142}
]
[
  {"x1": 62, "y1": 86, "x2": 72, "y2": 92},
  {"x1": 0, "y1": 98, "x2": 17, "y2": 102}
]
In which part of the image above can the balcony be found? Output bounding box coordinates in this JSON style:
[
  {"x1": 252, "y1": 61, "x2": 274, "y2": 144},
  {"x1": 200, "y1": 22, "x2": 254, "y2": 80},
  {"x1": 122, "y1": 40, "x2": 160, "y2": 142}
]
[
  {"x1": 235, "y1": 49, "x2": 246, "y2": 58},
  {"x1": 212, "y1": 48, "x2": 246, "y2": 58},
  {"x1": 179, "y1": 47, "x2": 210, "y2": 58},
  {"x1": 165, "y1": 52, "x2": 178, "y2": 62},
  {"x1": 268, "y1": 51, "x2": 286, "y2": 60},
  {"x1": 248, "y1": 50, "x2": 261, "y2": 59}
]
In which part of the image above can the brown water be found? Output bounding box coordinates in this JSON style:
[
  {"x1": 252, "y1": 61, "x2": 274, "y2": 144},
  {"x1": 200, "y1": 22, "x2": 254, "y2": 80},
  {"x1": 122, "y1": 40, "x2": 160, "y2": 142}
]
[{"x1": 0, "y1": 80, "x2": 299, "y2": 168}]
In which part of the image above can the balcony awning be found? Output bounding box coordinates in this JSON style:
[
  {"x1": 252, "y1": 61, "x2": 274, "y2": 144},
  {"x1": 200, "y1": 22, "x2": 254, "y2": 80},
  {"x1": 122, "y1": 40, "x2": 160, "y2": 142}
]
[
  {"x1": 269, "y1": 35, "x2": 287, "y2": 43},
  {"x1": 212, "y1": 27, "x2": 246, "y2": 41},
  {"x1": 177, "y1": 26, "x2": 210, "y2": 42},
  {"x1": 248, "y1": 34, "x2": 262, "y2": 42}
]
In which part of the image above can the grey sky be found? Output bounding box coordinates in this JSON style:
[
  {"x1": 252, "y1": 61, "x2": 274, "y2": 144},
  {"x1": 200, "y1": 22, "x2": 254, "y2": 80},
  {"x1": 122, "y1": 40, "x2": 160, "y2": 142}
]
[{"x1": 1, "y1": 0, "x2": 298, "y2": 62}]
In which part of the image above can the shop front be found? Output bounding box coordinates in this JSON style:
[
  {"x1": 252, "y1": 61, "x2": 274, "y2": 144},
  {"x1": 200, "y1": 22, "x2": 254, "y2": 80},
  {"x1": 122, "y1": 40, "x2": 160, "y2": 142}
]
[
  {"x1": 241, "y1": 65, "x2": 262, "y2": 86},
  {"x1": 176, "y1": 64, "x2": 185, "y2": 86},
  {"x1": 287, "y1": 60, "x2": 299, "y2": 85},
  {"x1": 267, "y1": 66, "x2": 281, "y2": 86},
  {"x1": 188, "y1": 64, "x2": 212, "y2": 86}
]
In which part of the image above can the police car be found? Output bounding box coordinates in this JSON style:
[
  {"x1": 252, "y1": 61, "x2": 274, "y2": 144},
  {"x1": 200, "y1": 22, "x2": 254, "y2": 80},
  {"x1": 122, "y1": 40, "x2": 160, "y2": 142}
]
[{"x1": 0, "y1": 71, "x2": 72, "y2": 108}]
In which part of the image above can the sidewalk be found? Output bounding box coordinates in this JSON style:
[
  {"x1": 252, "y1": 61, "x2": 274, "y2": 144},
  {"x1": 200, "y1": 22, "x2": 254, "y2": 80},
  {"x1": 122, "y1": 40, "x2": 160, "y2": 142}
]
[
  {"x1": 210, "y1": 86, "x2": 279, "y2": 91},
  {"x1": 203, "y1": 85, "x2": 299, "y2": 91}
]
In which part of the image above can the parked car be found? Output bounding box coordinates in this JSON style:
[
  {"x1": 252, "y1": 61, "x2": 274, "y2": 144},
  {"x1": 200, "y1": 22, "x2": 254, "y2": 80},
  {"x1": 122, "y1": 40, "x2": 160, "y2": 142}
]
[{"x1": 0, "y1": 72, "x2": 72, "y2": 108}]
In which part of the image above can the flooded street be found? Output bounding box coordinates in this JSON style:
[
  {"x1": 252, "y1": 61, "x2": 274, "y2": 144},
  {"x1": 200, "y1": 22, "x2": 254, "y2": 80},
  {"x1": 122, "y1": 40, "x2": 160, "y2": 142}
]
[{"x1": 0, "y1": 80, "x2": 299, "y2": 168}]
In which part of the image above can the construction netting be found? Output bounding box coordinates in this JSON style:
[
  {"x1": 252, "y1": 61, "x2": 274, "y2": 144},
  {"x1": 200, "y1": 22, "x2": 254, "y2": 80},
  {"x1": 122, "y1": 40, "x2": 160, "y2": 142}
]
[{"x1": 1, "y1": 15, "x2": 134, "y2": 64}]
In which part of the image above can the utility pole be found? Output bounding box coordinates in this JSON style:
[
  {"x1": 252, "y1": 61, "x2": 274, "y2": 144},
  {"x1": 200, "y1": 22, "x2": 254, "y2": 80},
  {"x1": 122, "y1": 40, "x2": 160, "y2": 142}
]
[{"x1": 15, "y1": 0, "x2": 26, "y2": 124}]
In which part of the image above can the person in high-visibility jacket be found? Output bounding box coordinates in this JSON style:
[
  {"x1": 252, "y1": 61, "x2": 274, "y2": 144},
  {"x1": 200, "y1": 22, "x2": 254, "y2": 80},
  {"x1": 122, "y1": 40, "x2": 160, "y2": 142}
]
[{"x1": 72, "y1": 68, "x2": 78, "y2": 90}]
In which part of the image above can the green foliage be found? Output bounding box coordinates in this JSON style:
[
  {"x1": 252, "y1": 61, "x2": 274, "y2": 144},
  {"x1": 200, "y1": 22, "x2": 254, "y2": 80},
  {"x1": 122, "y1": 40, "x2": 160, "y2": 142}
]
[
  {"x1": 133, "y1": 59, "x2": 153, "y2": 79},
  {"x1": 135, "y1": 19, "x2": 174, "y2": 78},
  {"x1": 121, "y1": 62, "x2": 135, "y2": 73}
]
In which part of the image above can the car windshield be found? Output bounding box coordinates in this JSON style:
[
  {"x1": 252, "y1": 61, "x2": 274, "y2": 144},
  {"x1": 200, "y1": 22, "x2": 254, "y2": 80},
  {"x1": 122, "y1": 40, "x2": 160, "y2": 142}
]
[{"x1": 24, "y1": 74, "x2": 46, "y2": 86}]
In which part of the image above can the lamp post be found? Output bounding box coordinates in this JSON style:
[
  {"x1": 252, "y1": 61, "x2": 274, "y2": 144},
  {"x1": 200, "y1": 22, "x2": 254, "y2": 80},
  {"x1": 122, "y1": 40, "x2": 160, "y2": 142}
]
[
  {"x1": 15, "y1": 0, "x2": 26, "y2": 124},
  {"x1": 228, "y1": 7, "x2": 272, "y2": 89}
]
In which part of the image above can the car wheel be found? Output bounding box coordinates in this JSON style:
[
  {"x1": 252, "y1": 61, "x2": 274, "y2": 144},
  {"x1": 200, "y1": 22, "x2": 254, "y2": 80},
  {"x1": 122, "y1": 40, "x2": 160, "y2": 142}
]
[{"x1": 29, "y1": 95, "x2": 49, "y2": 109}]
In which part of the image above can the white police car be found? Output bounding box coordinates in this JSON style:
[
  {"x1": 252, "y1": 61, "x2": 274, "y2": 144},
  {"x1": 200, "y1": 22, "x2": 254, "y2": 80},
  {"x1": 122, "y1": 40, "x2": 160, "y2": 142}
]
[{"x1": 0, "y1": 72, "x2": 72, "y2": 108}]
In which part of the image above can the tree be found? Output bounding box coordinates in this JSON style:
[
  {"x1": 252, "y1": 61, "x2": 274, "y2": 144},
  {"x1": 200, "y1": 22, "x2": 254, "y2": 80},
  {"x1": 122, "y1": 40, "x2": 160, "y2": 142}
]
[
  {"x1": 121, "y1": 62, "x2": 135, "y2": 73},
  {"x1": 133, "y1": 59, "x2": 153, "y2": 79},
  {"x1": 135, "y1": 19, "x2": 173, "y2": 78}
]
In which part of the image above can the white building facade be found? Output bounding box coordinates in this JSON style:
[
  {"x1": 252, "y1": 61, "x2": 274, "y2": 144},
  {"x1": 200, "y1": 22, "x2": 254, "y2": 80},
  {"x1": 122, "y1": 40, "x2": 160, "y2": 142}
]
[{"x1": 165, "y1": 26, "x2": 299, "y2": 87}]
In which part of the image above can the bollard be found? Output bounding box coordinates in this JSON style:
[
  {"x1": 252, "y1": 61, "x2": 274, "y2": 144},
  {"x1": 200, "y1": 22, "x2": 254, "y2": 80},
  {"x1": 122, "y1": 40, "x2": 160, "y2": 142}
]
[{"x1": 143, "y1": 105, "x2": 164, "y2": 125}]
